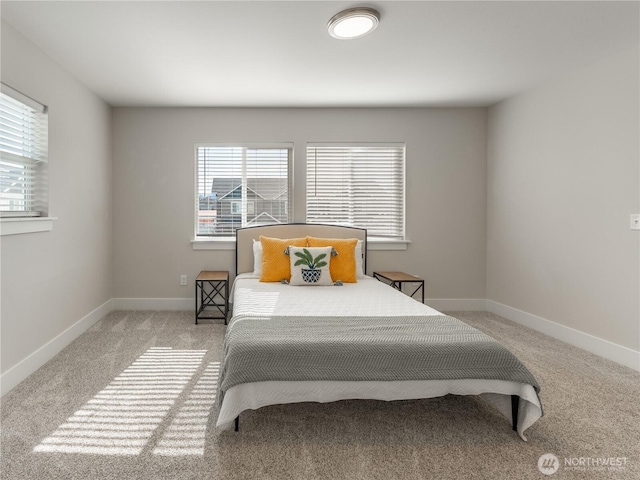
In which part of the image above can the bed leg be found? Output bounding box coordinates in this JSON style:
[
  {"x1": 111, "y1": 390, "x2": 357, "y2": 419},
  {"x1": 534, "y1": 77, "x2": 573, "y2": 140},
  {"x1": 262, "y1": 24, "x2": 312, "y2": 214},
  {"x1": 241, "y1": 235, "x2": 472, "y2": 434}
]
[
  {"x1": 511, "y1": 395, "x2": 519, "y2": 432},
  {"x1": 234, "y1": 416, "x2": 239, "y2": 432}
]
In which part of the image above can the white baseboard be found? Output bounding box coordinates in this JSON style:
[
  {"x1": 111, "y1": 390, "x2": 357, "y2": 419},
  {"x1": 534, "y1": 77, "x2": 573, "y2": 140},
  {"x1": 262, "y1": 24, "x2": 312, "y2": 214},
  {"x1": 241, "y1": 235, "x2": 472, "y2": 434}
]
[
  {"x1": 0, "y1": 299, "x2": 113, "y2": 396},
  {"x1": 487, "y1": 300, "x2": 640, "y2": 372},
  {"x1": 111, "y1": 298, "x2": 193, "y2": 310},
  {"x1": 426, "y1": 298, "x2": 487, "y2": 312}
]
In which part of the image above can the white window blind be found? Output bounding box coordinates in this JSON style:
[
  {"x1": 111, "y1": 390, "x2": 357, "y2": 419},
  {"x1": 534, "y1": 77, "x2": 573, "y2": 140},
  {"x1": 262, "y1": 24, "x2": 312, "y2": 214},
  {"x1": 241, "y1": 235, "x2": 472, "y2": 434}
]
[
  {"x1": 0, "y1": 84, "x2": 48, "y2": 218},
  {"x1": 196, "y1": 145, "x2": 292, "y2": 236},
  {"x1": 306, "y1": 144, "x2": 405, "y2": 238}
]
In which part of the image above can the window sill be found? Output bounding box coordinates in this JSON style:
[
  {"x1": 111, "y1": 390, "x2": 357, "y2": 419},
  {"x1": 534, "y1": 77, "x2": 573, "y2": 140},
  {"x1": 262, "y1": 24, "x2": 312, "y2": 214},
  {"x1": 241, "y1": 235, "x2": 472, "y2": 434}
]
[
  {"x1": 192, "y1": 237, "x2": 236, "y2": 250},
  {"x1": 191, "y1": 236, "x2": 410, "y2": 251},
  {"x1": 0, "y1": 217, "x2": 57, "y2": 236},
  {"x1": 367, "y1": 238, "x2": 410, "y2": 251}
]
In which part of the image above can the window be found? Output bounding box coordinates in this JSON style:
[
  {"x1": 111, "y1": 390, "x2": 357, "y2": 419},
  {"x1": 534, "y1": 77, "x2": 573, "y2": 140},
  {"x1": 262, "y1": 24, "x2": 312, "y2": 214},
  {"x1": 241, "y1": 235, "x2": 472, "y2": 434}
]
[
  {"x1": 306, "y1": 143, "x2": 405, "y2": 239},
  {"x1": 0, "y1": 83, "x2": 48, "y2": 218},
  {"x1": 196, "y1": 145, "x2": 292, "y2": 236},
  {"x1": 230, "y1": 200, "x2": 242, "y2": 215},
  {"x1": 231, "y1": 200, "x2": 254, "y2": 215}
]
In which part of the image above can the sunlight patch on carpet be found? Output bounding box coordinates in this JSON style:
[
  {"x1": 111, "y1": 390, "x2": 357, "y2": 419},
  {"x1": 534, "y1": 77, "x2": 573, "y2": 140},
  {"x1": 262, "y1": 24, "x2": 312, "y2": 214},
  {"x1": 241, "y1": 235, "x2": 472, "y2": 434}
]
[
  {"x1": 33, "y1": 347, "x2": 209, "y2": 455},
  {"x1": 153, "y1": 361, "x2": 220, "y2": 456}
]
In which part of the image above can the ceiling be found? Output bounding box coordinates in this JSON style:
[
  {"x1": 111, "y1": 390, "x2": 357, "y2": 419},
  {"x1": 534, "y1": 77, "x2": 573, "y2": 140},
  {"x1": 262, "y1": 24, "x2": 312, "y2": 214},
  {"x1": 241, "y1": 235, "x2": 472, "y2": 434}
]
[{"x1": 2, "y1": 1, "x2": 638, "y2": 108}]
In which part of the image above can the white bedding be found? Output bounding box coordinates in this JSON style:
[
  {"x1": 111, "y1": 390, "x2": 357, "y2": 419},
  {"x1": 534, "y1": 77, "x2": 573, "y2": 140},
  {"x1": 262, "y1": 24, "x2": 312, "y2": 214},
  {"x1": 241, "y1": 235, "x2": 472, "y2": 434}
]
[
  {"x1": 229, "y1": 273, "x2": 442, "y2": 317},
  {"x1": 218, "y1": 274, "x2": 542, "y2": 440}
]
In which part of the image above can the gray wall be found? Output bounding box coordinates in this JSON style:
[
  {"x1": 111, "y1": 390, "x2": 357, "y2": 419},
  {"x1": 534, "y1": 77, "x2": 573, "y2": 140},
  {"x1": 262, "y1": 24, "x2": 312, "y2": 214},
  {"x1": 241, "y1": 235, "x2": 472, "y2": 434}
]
[
  {"x1": 0, "y1": 22, "x2": 113, "y2": 374},
  {"x1": 487, "y1": 46, "x2": 640, "y2": 351},
  {"x1": 112, "y1": 108, "x2": 487, "y2": 300}
]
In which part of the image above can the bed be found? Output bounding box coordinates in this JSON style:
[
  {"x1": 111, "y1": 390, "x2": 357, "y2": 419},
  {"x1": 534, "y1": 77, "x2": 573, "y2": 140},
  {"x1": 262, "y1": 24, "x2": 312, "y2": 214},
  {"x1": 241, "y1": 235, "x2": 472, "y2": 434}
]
[{"x1": 216, "y1": 224, "x2": 542, "y2": 440}]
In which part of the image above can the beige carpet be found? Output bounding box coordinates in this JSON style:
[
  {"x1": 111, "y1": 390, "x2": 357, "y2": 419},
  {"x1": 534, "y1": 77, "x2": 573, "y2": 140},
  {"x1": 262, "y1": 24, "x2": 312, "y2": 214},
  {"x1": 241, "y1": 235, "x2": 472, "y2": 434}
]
[{"x1": 1, "y1": 310, "x2": 638, "y2": 479}]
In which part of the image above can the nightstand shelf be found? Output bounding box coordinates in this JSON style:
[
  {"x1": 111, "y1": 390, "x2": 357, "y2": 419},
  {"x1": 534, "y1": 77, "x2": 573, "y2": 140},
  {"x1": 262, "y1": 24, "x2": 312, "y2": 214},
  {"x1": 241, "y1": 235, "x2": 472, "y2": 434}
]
[
  {"x1": 195, "y1": 271, "x2": 229, "y2": 325},
  {"x1": 373, "y1": 271, "x2": 424, "y2": 303}
]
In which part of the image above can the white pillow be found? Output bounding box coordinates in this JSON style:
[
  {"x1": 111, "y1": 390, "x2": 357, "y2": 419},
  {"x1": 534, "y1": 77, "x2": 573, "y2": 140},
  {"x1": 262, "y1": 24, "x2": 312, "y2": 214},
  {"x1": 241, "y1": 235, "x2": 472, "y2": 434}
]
[
  {"x1": 289, "y1": 246, "x2": 333, "y2": 286},
  {"x1": 252, "y1": 239, "x2": 262, "y2": 276},
  {"x1": 356, "y1": 240, "x2": 364, "y2": 278}
]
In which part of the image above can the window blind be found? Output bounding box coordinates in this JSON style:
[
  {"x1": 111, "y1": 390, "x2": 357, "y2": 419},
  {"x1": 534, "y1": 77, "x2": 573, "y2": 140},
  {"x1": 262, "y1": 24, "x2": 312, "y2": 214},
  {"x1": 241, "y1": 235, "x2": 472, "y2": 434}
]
[
  {"x1": 306, "y1": 144, "x2": 405, "y2": 238},
  {"x1": 196, "y1": 145, "x2": 292, "y2": 236},
  {"x1": 0, "y1": 85, "x2": 48, "y2": 217}
]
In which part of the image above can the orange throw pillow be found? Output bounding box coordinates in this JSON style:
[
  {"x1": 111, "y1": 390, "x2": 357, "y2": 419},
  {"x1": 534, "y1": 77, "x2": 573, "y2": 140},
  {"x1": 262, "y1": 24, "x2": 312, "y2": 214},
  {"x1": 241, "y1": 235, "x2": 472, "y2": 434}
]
[
  {"x1": 307, "y1": 237, "x2": 358, "y2": 283},
  {"x1": 259, "y1": 236, "x2": 307, "y2": 282}
]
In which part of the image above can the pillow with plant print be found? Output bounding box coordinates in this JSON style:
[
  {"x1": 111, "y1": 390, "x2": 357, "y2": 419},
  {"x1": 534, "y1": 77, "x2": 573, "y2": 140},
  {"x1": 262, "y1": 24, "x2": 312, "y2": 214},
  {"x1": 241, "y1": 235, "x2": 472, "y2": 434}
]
[{"x1": 288, "y1": 246, "x2": 333, "y2": 286}]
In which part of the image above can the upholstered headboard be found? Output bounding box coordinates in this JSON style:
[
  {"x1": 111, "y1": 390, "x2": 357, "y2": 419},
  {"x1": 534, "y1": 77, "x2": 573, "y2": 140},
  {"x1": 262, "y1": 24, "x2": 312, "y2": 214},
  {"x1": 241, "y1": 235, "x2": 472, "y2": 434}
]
[{"x1": 235, "y1": 224, "x2": 367, "y2": 275}]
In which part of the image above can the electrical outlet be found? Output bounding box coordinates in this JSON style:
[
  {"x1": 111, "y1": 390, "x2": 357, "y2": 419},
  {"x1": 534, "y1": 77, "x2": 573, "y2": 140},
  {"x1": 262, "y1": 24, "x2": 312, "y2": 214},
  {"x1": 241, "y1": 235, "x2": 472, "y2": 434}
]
[
  {"x1": 180, "y1": 275, "x2": 188, "y2": 286},
  {"x1": 631, "y1": 214, "x2": 640, "y2": 231}
]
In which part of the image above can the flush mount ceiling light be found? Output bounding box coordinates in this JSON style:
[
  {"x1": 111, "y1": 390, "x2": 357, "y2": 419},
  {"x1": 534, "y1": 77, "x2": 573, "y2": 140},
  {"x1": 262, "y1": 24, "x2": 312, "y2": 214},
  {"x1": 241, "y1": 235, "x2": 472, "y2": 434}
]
[{"x1": 328, "y1": 7, "x2": 380, "y2": 39}]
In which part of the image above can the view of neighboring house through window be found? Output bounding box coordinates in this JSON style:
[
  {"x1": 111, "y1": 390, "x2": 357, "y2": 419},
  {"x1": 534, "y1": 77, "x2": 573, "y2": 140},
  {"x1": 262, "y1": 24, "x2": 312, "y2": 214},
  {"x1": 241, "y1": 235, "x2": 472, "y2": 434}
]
[
  {"x1": 0, "y1": 84, "x2": 49, "y2": 218},
  {"x1": 196, "y1": 145, "x2": 292, "y2": 236},
  {"x1": 306, "y1": 143, "x2": 405, "y2": 239}
]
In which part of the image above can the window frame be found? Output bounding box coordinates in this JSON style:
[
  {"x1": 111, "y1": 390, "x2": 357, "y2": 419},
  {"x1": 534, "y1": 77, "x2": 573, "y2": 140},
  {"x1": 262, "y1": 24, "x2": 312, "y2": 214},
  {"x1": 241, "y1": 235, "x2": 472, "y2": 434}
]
[
  {"x1": 193, "y1": 143, "x2": 293, "y2": 240},
  {"x1": 305, "y1": 142, "x2": 407, "y2": 241},
  {"x1": 0, "y1": 83, "x2": 53, "y2": 236}
]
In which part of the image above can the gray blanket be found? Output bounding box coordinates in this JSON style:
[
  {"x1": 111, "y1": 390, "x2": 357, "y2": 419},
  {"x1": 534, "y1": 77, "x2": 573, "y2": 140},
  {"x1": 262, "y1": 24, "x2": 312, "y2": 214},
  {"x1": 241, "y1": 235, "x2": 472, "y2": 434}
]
[{"x1": 219, "y1": 314, "x2": 540, "y2": 403}]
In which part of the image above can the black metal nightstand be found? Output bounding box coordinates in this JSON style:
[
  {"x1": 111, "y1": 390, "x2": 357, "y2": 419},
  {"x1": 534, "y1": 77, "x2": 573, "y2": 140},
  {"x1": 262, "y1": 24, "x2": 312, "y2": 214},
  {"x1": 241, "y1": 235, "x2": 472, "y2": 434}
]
[
  {"x1": 195, "y1": 271, "x2": 229, "y2": 324},
  {"x1": 373, "y1": 271, "x2": 425, "y2": 303}
]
